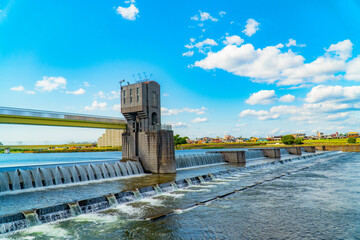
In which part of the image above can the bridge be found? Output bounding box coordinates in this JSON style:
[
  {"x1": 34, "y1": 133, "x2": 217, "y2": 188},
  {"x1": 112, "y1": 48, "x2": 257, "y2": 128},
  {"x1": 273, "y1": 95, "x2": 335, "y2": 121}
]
[{"x1": 0, "y1": 106, "x2": 126, "y2": 129}]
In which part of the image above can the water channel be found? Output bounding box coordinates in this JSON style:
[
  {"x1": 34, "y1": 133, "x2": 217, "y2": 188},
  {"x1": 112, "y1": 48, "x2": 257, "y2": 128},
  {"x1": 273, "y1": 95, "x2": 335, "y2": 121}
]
[{"x1": 0, "y1": 149, "x2": 359, "y2": 239}]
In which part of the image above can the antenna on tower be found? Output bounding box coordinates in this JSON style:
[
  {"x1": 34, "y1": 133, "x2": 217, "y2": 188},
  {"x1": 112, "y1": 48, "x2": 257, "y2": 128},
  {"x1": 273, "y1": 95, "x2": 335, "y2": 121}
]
[
  {"x1": 143, "y1": 72, "x2": 148, "y2": 80},
  {"x1": 132, "y1": 74, "x2": 137, "y2": 82},
  {"x1": 138, "y1": 73, "x2": 142, "y2": 81}
]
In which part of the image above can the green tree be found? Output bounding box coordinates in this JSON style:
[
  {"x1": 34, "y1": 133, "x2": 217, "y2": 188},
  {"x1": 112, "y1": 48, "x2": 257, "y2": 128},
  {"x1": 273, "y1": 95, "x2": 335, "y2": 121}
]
[
  {"x1": 348, "y1": 137, "x2": 356, "y2": 144},
  {"x1": 281, "y1": 135, "x2": 295, "y2": 145},
  {"x1": 174, "y1": 134, "x2": 188, "y2": 147},
  {"x1": 294, "y1": 137, "x2": 304, "y2": 145},
  {"x1": 0, "y1": 142, "x2": 3, "y2": 146}
]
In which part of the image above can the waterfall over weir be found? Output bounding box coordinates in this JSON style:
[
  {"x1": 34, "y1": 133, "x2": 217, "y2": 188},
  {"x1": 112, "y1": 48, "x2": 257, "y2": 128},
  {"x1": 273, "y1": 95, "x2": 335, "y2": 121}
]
[
  {"x1": 176, "y1": 153, "x2": 225, "y2": 169},
  {"x1": 245, "y1": 150, "x2": 265, "y2": 159},
  {"x1": 0, "y1": 161, "x2": 144, "y2": 193}
]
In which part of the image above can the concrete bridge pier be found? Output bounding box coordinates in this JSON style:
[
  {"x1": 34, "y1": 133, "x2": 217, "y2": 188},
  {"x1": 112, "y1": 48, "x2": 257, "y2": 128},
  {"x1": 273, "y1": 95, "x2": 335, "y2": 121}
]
[
  {"x1": 285, "y1": 147, "x2": 302, "y2": 155},
  {"x1": 303, "y1": 146, "x2": 316, "y2": 153},
  {"x1": 262, "y1": 148, "x2": 281, "y2": 158},
  {"x1": 208, "y1": 151, "x2": 246, "y2": 163}
]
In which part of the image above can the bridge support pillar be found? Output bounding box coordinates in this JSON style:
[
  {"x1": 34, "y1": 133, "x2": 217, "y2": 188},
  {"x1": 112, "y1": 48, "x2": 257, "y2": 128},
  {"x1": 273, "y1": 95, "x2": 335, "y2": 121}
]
[
  {"x1": 208, "y1": 151, "x2": 246, "y2": 163},
  {"x1": 122, "y1": 130, "x2": 175, "y2": 174},
  {"x1": 262, "y1": 148, "x2": 281, "y2": 158},
  {"x1": 303, "y1": 146, "x2": 316, "y2": 153},
  {"x1": 138, "y1": 130, "x2": 176, "y2": 174},
  {"x1": 285, "y1": 147, "x2": 302, "y2": 155}
]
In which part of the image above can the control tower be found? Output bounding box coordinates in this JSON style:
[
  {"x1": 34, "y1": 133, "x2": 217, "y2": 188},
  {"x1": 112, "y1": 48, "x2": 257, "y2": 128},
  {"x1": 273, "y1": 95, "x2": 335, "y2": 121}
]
[{"x1": 121, "y1": 81, "x2": 176, "y2": 173}]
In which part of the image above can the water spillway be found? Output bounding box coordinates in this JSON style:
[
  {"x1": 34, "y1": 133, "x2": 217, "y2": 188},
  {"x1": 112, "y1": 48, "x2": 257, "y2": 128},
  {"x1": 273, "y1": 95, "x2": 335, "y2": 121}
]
[
  {"x1": 245, "y1": 149, "x2": 265, "y2": 159},
  {"x1": 0, "y1": 161, "x2": 144, "y2": 193},
  {"x1": 176, "y1": 153, "x2": 225, "y2": 169},
  {"x1": 0, "y1": 152, "x2": 337, "y2": 235}
]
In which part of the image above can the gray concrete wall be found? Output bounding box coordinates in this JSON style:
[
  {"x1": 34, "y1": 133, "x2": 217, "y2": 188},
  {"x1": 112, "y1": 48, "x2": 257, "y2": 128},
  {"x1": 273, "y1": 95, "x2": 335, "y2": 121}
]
[
  {"x1": 208, "y1": 151, "x2": 246, "y2": 163},
  {"x1": 138, "y1": 130, "x2": 176, "y2": 174},
  {"x1": 285, "y1": 147, "x2": 302, "y2": 155},
  {"x1": 262, "y1": 148, "x2": 281, "y2": 158},
  {"x1": 303, "y1": 146, "x2": 316, "y2": 153},
  {"x1": 315, "y1": 145, "x2": 360, "y2": 152}
]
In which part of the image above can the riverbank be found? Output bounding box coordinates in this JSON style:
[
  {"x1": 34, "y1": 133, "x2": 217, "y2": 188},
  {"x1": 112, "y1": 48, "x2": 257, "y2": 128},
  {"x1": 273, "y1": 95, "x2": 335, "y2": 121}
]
[
  {"x1": 176, "y1": 140, "x2": 360, "y2": 151},
  {"x1": 0, "y1": 144, "x2": 121, "y2": 154}
]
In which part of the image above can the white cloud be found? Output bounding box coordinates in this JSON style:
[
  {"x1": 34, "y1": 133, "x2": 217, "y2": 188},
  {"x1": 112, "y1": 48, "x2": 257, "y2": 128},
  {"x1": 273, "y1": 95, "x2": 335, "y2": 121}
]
[
  {"x1": 112, "y1": 104, "x2": 121, "y2": 112},
  {"x1": 285, "y1": 38, "x2": 306, "y2": 48},
  {"x1": 279, "y1": 94, "x2": 295, "y2": 102},
  {"x1": 194, "y1": 40, "x2": 352, "y2": 86},
  {"x1": 191, "y1": 11, "x2": 218, "y2": 22},
  {"x1": 242, "y1": 18, "x2": 259, "y2": 37},
  {"x1": 35, "y1": 76, "x2": 67, "y2": 92},
  {"x1": 182, "y1": 50, "x2": 194, "y2": 57},
  {"x1": 163, "y1": 93, "x2": 170, "y2": 97},
  {"x1": 10, "y1": 85, "x2": 36, "y2": 94},
  {"x1": 10, "y1": 85, "x2": 24, "y2": 91},
  {"x1": 108, "y1": 90, "x2": 120, "y2": 100},
  {"x1": 192, "y1": 117, "x2": 208, "y2": 123},
  {"x1": 219, "y1": 11, "x2": 226, "y2": 17},
  {"x1": 239, "y1": 109, "x2": 280, "y2": 120},
  {"x1": 94, "y1": 90, "x2": 120, "y2": 100},
  {"x1": 305, "y1": 85, "x2": 360, "y2": 103},
  {"x1": 84, "y1": 82, "x2": 90, "y2": 87},
  {"x1": 345, "y1": 56, "x2": 360, "y2": 81},
  {"x1": 161, "y1": 107, "x2": 207, "y2": 116},
  {"x1": 246, "y1": 90, "x2": 277, "y2": 105},
  {"x1": 326, "y1": 39, "x2": 353, "y2": 60},
  {"x1": 286, "y1": 39, "x2": 297, "y2": 47},
  {"x1": 239, "y1": 84, "x2": 360, "y2": 123},
  {"x1": 84, "y1": 101, "x2": 107, "y2": 111},
  {"x1": 222, "y1": 35, "x2": 244, "y2": 46},
  {"x1": 169, "y1": 122, "x2": 189, "y2": 128},
  {"x1": 116, "y1": 4, "x2": 139, "y2": 21},
  {"x1": 270, "y1": 128, "x2": 279, "y2": 134},
  {"x1": 194, "y1": 38, "x2": 218, "y2": 48},
  {"x1": 66, "y1": 88, "x2": 86, "y2": 95}
]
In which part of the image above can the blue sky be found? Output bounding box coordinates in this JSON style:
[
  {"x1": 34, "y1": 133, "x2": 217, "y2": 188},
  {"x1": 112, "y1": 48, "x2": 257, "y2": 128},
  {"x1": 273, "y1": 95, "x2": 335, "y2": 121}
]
[{"x1": 1, "y1": 0, "x2": 360, "y2": 144}]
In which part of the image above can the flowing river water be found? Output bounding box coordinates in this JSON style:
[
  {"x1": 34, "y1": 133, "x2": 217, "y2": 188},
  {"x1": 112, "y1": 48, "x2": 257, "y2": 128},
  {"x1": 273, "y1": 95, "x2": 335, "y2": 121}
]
[{"x1": 0, "y1": 150, "x2": 359, "y2": 239}]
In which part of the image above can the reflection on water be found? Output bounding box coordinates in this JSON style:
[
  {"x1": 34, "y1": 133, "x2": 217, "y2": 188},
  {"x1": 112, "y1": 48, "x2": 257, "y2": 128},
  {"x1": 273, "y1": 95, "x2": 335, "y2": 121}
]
[{"x1": 1, "y1": 152, "x2": 359, "y2": 239}]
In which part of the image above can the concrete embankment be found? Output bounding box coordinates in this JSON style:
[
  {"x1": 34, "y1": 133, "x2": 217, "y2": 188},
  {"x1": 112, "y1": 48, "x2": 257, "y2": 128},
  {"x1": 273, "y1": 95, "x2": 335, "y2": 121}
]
[{"x1": 315, "y1": 145, "x2": 360, "y2": 152}]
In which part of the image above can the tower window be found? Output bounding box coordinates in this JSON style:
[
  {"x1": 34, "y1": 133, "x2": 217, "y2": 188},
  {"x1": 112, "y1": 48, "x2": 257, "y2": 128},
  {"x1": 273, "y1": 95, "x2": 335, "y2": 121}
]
[
  {"x1": 152, "y1": 91, "x2": 157, "y2": 107},
  {"x1": 130, "y1": 89, "x2": 133, "y2": 103},
  {"x1": 123, "y1": 90, "x2": 126, "y2": 104},
  {"x1": 136, "y1": 87, "x2": 139, "y2": 102}
]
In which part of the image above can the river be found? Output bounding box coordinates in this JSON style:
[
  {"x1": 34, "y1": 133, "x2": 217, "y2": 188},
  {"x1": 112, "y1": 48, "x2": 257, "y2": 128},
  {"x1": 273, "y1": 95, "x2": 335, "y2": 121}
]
[{"x1": 0, "y1": 150, "x2": 359, "y2": 239}]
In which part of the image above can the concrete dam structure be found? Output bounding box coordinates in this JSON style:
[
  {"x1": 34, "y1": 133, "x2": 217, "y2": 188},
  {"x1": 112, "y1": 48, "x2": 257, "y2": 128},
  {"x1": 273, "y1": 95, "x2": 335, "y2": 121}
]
[{"x1": 121, "y1": 81, "x2": 176, "y2": 174}]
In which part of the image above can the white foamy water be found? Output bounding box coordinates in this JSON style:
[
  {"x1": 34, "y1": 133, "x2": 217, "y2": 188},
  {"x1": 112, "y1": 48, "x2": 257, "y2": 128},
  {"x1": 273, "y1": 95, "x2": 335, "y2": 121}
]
[
  {"x1": 115, "y1": 203, "x2": 144, "y2": 217},
  {"x1": 73, "y1": 213, "x2": 118, "y2": 223},
  {"x1": 138, "y1": 198, "x2": 164, "y2": 206},
  {"x1": 21, "y1": 224, "x2": 69, "y2": 239}
]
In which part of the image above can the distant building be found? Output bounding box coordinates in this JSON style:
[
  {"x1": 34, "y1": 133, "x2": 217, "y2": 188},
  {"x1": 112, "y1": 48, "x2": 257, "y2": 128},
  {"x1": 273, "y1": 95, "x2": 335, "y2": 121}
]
[
  {"x1": 97, "y1": 129, "x2": 123, "y2": 147},
  {"x1": 348, "y1": 132, "x2": 359, "y2": 138},
  {"x1": 274, "y1": 136, "x2": 283, "y2": 141},
  {"x1": 317, "y1": 131, "x2": 324, "y2": 138},
  {"x1": 291, "y1": 133, "x2": 306, "y2": 139}
]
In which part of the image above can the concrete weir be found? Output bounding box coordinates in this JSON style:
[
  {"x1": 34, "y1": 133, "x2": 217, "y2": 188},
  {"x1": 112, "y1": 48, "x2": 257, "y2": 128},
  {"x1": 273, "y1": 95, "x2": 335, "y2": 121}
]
[
  {"x1": 0, "y1": 152, "x2": 328, "y2": 235},
  {"x1": 209, "y1": 146, "x2": 315, "y2": 163}
]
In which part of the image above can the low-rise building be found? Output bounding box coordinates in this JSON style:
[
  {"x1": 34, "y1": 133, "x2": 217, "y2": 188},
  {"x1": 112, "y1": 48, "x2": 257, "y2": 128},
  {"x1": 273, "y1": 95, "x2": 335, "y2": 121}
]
[
  {"x1": 348, "y1": 132, "x2": 359, "y2": 138},
  {"x1": 291, "y1": 133, "x2": 306, "y2": 139},
  {"x1": 97, "y1": 129, "x2": 123, "y2": 147}
]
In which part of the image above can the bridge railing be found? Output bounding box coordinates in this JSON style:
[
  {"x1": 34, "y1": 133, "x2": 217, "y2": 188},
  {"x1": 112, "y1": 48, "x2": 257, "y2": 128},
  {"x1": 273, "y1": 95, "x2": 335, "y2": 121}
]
[{"x1": 0, "y1": 107, "x2": 125, "y2": 124}]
